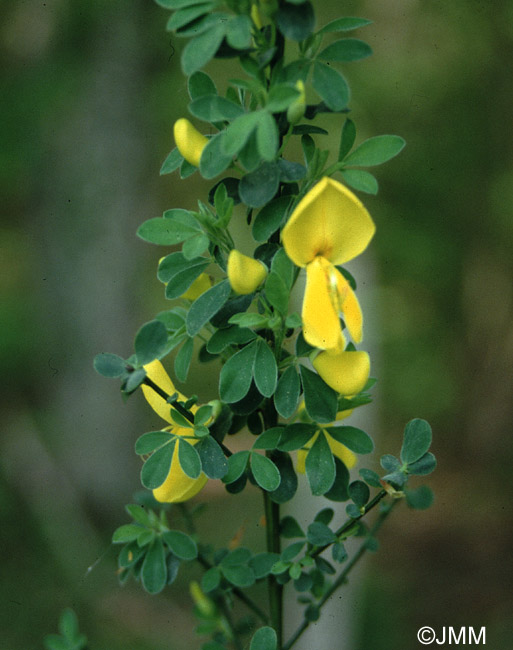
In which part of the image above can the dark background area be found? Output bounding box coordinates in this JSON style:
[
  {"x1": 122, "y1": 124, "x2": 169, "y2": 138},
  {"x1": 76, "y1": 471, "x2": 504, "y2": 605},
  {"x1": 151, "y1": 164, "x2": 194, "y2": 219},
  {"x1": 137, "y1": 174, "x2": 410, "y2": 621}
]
[{"x1": 2, "y1": 0, "x2": 512, "y2": 648}]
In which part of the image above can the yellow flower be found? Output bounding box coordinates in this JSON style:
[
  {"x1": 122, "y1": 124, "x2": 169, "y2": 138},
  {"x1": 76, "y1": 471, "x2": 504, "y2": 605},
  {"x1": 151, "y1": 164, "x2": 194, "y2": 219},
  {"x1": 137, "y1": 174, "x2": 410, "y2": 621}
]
[
  {"x1": 182, "y1": 273, "x2": 211, "y2": 301},
  {"x1": 141, "y1": 360, "x2": 207, "y2": 503},
  {"x1": 297, "y1": 429, "x2": 357, "y2": 474},
  {"x1": 173, "y1": 118, "x2": 208, "y2": 167},
  {"x1": 281, "y1": 177, "x2": 375, "y2": 351},
  {"x1": 313, "y1": 349, "x2": 370, "y2": 396},
  {"x1": 227, "y1": 249, "x2": 268, "y2": 295}
]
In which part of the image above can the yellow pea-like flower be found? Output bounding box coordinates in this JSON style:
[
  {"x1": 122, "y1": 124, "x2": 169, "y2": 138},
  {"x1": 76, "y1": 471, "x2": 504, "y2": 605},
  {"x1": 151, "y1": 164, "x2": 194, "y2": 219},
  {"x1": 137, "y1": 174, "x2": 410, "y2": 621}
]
[
  {"x1": 297, "y1": 430, "x2": 357, "y2": 474},
  {"x1": 182, "y1": 273, "x2": 211, "y2": 301},
  {"x1": 281, "y1": 177, "x2": 375, "y2": 351},
  {"x1": 141, "y1": 360, "x2": 207, "y2": 503},
  {"x1": 173, "y1": 118, "x2": 208, "y2": 168},
  {"x1": 313, "y1": 349, "x2": 370, "y2": 396},
  {"x1": 227, "y1": 249, "x2": 268, "y2": 295}
]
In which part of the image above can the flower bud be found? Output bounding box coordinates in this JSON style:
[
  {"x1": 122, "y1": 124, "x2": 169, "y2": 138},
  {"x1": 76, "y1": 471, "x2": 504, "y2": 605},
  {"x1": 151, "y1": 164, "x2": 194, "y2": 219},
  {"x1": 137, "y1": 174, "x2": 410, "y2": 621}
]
[
  {"x1": 190, "y1": 581, "x2": 216, "y2": 617},
  {"x1": 313, "y1": 350, "x2": 370, "y2": 396},
  {"x1": 287, "y1": 80, "x2": 306, "y2": 125},
  {"x1": 250, "y1": 3, "x2": 263, "y2": 29},
  {"x1": 227, "y1": 250, "x2": 267, "y2": 295},
  {"x1": 173, "y1": 118, "x2": 208, "y2": 168},
  {"x1": 182, "y1": 273, "x2": 211, "y2": 301}
]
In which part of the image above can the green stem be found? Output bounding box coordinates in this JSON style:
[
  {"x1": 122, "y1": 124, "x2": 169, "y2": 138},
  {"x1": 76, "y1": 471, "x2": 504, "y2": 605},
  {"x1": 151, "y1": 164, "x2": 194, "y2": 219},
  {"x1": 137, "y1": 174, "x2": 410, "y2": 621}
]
[
  {"x1": 283, "y1": 501, "x2": 396, "y2": 650},
  {"x1": 264, "y1": 489, "x2": 283, "y2": 648}
]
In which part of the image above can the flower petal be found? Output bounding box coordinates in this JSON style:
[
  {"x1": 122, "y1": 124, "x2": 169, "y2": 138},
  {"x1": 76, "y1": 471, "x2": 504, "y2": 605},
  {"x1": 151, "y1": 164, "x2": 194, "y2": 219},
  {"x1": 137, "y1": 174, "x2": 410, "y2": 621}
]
[
  {"x1": 153, "y1": 443, "x2": 207, "y2": 503},
  {"x1": 302, "y1": 257, "x2": 345, "y2": 351},
  {"x1": 313, "y1": 350, "x2": 370, "y2": 395},
  {"x1": 326, "y1": 435, "x2": 357, "y2": 469},
  {"x1": 142, "y1": 360, "x2": 186, "y2": 424},
  {"x1": 282, "y1": 177, "x2": 375, "y2": 267},
  {"x1": 227, "y1": 249, "x2": 267, "y2": 295},
  {"x1": 174, "y1": 118, "x2": 208, "y2": 168},
  {"x1": 182, "y1": 272, "x2": 211, "y2": 301},
  {"x1": 334, "y1": 269, "x2": 363, "y2": 343}
]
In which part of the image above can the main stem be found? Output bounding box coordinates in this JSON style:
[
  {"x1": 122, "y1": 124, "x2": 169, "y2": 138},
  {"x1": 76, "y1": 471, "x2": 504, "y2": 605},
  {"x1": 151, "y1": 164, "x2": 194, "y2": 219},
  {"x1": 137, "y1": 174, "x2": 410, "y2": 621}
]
[{"x1": 264, "y1": 488, "x2": 283, "y2": 648}]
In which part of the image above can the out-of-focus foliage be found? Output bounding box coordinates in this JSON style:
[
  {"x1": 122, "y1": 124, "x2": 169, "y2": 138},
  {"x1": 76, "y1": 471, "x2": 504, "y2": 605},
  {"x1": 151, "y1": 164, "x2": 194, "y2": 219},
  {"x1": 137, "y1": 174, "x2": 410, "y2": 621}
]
[{"x1": 1, "y1": 0, "x2": 513, "y2": 648}]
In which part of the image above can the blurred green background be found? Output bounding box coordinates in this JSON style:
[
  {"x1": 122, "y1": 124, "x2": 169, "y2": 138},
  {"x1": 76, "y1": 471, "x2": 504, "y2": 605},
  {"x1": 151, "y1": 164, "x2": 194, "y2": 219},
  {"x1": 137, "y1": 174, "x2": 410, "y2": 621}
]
[{"x1": 2, "y1": 0, "x2": 513, "y2": 648}]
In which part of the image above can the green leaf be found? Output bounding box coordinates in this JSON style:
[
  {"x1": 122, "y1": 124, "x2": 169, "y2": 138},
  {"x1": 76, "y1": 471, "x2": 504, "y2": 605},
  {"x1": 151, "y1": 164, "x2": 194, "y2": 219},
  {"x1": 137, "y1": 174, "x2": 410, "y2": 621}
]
[
  {"x1": 228, "y1": 313, "x2": 268, "y2": 329},
  {"x1": 181, "y1": 22, "x2": 226, "y2": 75},
  {"x1": 281, "y1": 541, "x2": 305, "y2": 562},
  {"x1": 135, "y1": 320, "x2": 168, "y2": 366},
  {"x1": 221, "y1": 564, "x2": 255, "y2": 587},
  {"x1": 407, "y1": 452, "x2": 437, "y2": 476},
  {"x1": 157, "y1": 0, "x2": 210, "y2": 8},
  {"x1": 58, "y1": 608, "x2": 82, "y2": 642},
  {"x1": 346, "y1": 503, "x2": 361, "y2": 519},
  {"x1": 189, "y1": 94, "x2": 244, "y2": 122},
  {"x1": 267, "y1": 84, "x2": 301, "y2": 112},
  {"x1": 188, "y1": 70, "x2": 217, "y2": 100},
  {"x1": 312, "y1": 61, "x2": 350, "y2": 111},
  {"x1": 219, "y1": 340, "x2": 257, "y2": 403},
  {"x1": 269, "y1": 451, "x2": 298, "y2": 503},
  {"x1": 202, "y1": 566, "x2": 221, "y2": 592},
  {"x1": 207, "y1": 325, "x2": 256, "y2": 354},
  {"x1": 324, "y1": 457, "x2": 350, "y2": 501},
  {"x1": 274, "y1": 366, "x2": 300, "y2": 419},
  {"x1": 196, "y1": 436, "x2": 228, "y2": 479},
  {"x1": 340, "y1": 169, "x2": 378, "y2": 194},
  {"x1": 325, "y1": 426, "x2": 374, "y2": 454},
  {"x1": 178, "y1": 439, "x2": 202, "y2": 479},
  {"x1": 401, "y1": 418, "x2": 432, "y2": 464},
  {"x1": 180, "y1": 158, "x2": 197, "y2": 178},
  {"x1": 223, "y1": 112, "x2": 261, "y2": 156},
  {"x1": 344, "y1": 135, "x2": 406, "y2": 167},
  {"x1": 250, "y1": 553, "x2": 281, "y2": 579},
  {"x1": 332, "y1": 542, "x2": 348, "y2": 563},
  {"x1": 140, "y1": 440, "x2": 176, "y2": 489},
  {"x1": 380, "y1": 454, "x2": 401, "y2": 472},
  {"x1": 338, "y1": 118, "x2": 356, "y2": 161},
  {"x1": 167, "y1": 3, "x2": 215, "y2": 32},
  {"x1": 226, "y1": 14, "x2": 252, "y2": 49},
  {"x1": 277, "y1": 423, "x2": 316, "y2": 452},
  {"x1": 142, "y1": 537, "x2": 167, "y2": 594},
  {"x1": 126, "y1": 503, "x2": 152, "y2": 526},
  {"x1": 359, "y1": 468, "x2": 381, "y2": 488},
  {"x1": 305, "y1": 432, "x2": 336, "y2": 495},
  {"x1": 160, "y1": 147, "x2": 184, "y2": 175},
  {"x1": 265, "y1": 272, "x2": 289, "y2": 315},
  {"x1": 162, "y1": 530, "x2": 198, "y2": 560},
  {"x1": 271, "y1": 247, "x2": 295, "y2": 288},
  {"x1": 186, "y1": 279, "x2": 231, "y2": 336},
  {"x1": 277, "y1": 158, "x2": 307, "y2": 182},
  {"x1": 138, "y1": 210, "x2": 201, "y2": 245},
  {"x1": 250, "y1": 452, "x2": 281, "y2": 491},
  {"x1": 93, "y1": 352, "x2": 126, "y2": 378},
  {"x1": 315, "y1": 507, "x2": 334, "y2": 525},
  {"x1": 252, "y1": 427, "x2": 284, "y2": 450},
  {"x1": 174, "y1": 337, "x2": 194, "y2": 383},
  {"x1": 256, "y1": 112, "x2": 279, "y2": 162},
  {"x1": 135, "y1": 430, "x2": 174, "y2": 455},
  {"x1": 281, "y1": 516, "x2": 305, "y2": 538},
  {"x1": 252, "y1": 195, "x2": 291, "y2": 242},
  {"x1": 254, "y1": 338, "x2": 278, "y2": 398},
  {"x1": 318, "y1": 38, "x2": 372, "y2": 62},
  {"x1": 405, "y1": 485, "x2": 434, "y2": 510},
  {"x1": 250, "y1": 628, "x2": 277, "y2": 650},
  {"x1": 318, "y1": 16, "x2": 372, "y2": 34},
  {"x1": 307, "y1": 521, "x2": 336, "y2": 546},
  {"x1": 199, "y1": 131, "x2": 233, "y2": 179},
  {"x1": 124, "y1": 367, "x2": 146, "y2": 393},
  {"x1": 182, "y1": 232, "x2": 209, "y2": 260},
  {"x1": 222, "y1": 450, "x2": 250, "y2": 484},
  {"x1": 158, "y1": 253, "x2": 209, "y2": 296},
  {"x1": 277, "y1": 1, "x2": 315, "y2": 41},
  {"x1": 112, "y1": 524, "x2": 144, "y2": 544},
  {"x1": 300, "y1": 365, "x2": 338, "y2": 423},
  {"x1": 239, "y1": 162, "x2": 280, "y2": 208},
  {"x1": 348, "y1": 480, "x2": 370, "y2": 507}
]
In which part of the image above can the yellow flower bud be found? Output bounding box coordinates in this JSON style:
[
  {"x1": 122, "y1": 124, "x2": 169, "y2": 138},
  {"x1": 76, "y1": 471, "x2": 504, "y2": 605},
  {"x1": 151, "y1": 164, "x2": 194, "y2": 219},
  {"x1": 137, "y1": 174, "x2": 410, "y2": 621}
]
[
  {"x1": 181, "y1": 273, "x2": 211, "y2": 301},
  {"x1": 190, "y1": 581, "x2": 216, "y2": 617},
  {"x1": 250, "y1": 3, "x2": 263, "y2": 29},
  {"x1": 313, "y1": 350, "x2": 370, "y2": 396},
  {"x1": 227, "y1": 250, "x2": 267, "y2": 295},
  {"x1": 173, "y1": 118, "x2": 208, "y2": 168},
  {"x1": 287, "y1": 80, "x2": 306, "y2": 125}
]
